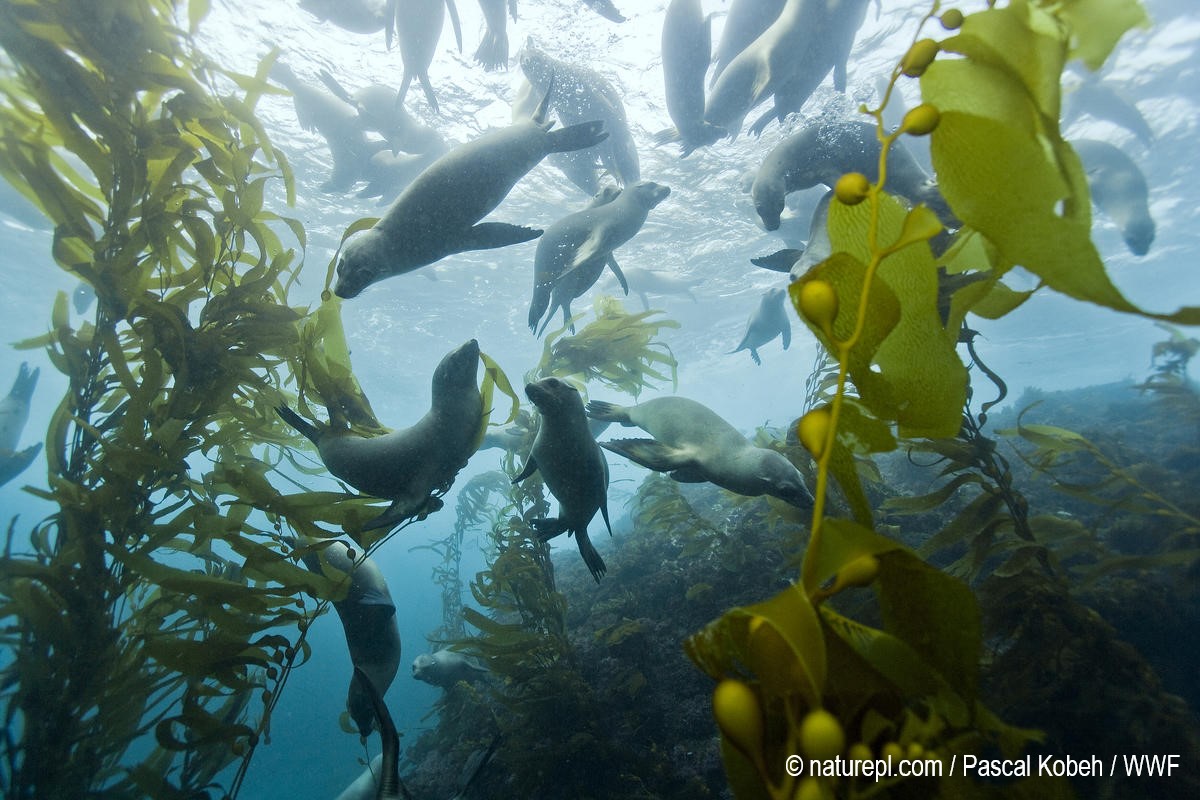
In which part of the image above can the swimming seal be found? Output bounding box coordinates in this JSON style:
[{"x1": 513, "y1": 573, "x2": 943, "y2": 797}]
[
  {"x1": 751, "y1": 189, "x2": 833, "y2": 281},
  {"x1": 396, "y1": 0, "x2": 463, "y2": 114},
  {"x1": 334, "y1": 84, "x2": 607, "y2": 298},
  {"x1": 412, "y1": 649, "x2": 489, "y2": 687},
  {"x1": 1072, "y1": 138, "x2": 1155, "y2": 256},
  {"x1": 514, "y1": 378, "x2": 612, "y2": 582},
  {"x1": 300, "y1": 0, "x2": 397, "y2": 47},
  {"x1": 298, "y1": 541, "x2": 401, "y2": 736},
  {"x1": 0, "y1": 362, "x2": 41, "y2": 489},
  {"x1": 587, "y1": 396, "x2": 814, "y2": 507},
  {"x1": 731, "y1": 286, "x2": 792, "y2": 365},
  {"x1": 659, "y1": 0, "x2": 724, "y2": 155},
  {"x1": 618, "y1": 266, "x2": 700, "y2": 310},
  {"x1": 276, "y1": 339, "x2": 483, "y2": 529},
  {"x1": 751, "y1": 120, "x2": 943, "y2": 231},
  {"x1": 530, "y1": 181, "x2": 670, "y2": 336},
  {"x1": 581, "y1": 0, "x2": 626, "y2": 23},
  {"x1": 710, "y1": 0, "x2": 785, "y2": 86},
  {"x1": 520, "y1": 41, "x2": 640, "y2": 186},
  {"x1": 317, "y1": 72, "x2": 446, "y2": 155}
]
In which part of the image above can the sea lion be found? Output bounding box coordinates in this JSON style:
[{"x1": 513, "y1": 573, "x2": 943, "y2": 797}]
[
  {"x1": 615, "y1": 266, "x2": 700, "y2": 310},
  {"x1": 587, "y1": 396, "x2": 814, "y2": 508},
  {"x1": 703, "y1": 0, "x2": 832, "y2": 137},
  {"x1": 1064, "y1": 80, "x2": 1154, "y2": 145},
  {"x1": 297, "y1": 541, "x2": 401, "y2": 736},
  {"x1": 299, "y1": 0, "x2": 397, "y2": 47},
  {"x1": 270, "y1": 63, "x2": 385, "y2": 192},
  {"x1": 512, "y1": 77, "x2": 602, "y2": 196},
  {"x1": 318, "y1": 72, "x2": 446, "y2": 155},
  {"x1": 746, "y1": 0, "x2": 871, "y2": 136},
  {"x1": 514, "y1": 378, "x2": 612, "y2": 582},
  {"x1": 412, "y1": 649, "x2": 489, "y2": 687},
  {"x1": 351, "y1": 667, "x2": 406, "y2": 800},
  {"x1": 530, "y1": 181, "x2": 670, "y2": 336},
  {"x1": 659, "y1": 0, "x2": 724, "y2": 156},
  {"x1": 710, "y1": 0, "x2": 786, "y2": 86},
  {"x1": 396, "y1": 0, "x2": 465, "y2": 114},
  {"x1": 750, "y1": 120, "x2": 942, "y2": 231},
  {"x1": 276, "y1": 339, "x2": 483, "y2": 529},
  {"x1": 1072, "y1": 138, "x2": 1155, "y2": 256},
  {"x1": 520, "y1": 41, "x2": 640, "y2": 186},
  {"x1": 334, "y1": 85, "x2": 607, "y2": 298},
  {"x1": 475, "y1": 0, "x2": 511, "y2": 71},
  {"x1": 731, "y1": 286, "x2": 792, "y2": 365},
  {"x1": 0, "y1": 362, "x2": 41, "y2": 489}
]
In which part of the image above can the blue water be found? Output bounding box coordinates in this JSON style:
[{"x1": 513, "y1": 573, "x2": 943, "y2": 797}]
[{"x1": 1, "y1": 0, "x2": 1198, "y2": 798}]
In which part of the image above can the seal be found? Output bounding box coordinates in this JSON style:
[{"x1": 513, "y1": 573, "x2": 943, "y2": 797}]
[
  {"x1": 530, "y1": 181, "x2": 671, "y2": 336},
  {"x1": 412, "y1": 649, "x2": 489, "y2": 687},
  {"x1": 514, "y1": 377, "x2": 612, "y2": 582},
  {"x1": 297, "y1": 540, "x2": 401, "y2": 736},
  {"x1": 520, "y1": 41, "x2": 640, "y2": 186},
  {"x1": 710, "y1": 0, "x2": 785, "y2": 86},
  {"x1": 659, "y1": 0, "x2": 725, "y2": 155},
  {"x1": 334, "y1": 84, "x2": 608, "y2": 298},
  {"x1": 0, "y1": 362, "x2": 41, "y2": 489},
  {"x1": 750, "y1": 120, "x2": 942, "y2": 231},
  {"x1": 617, "y1": 266, "x2": 700, "y2": 310},
  {"x1": 351, "y1": 667, "x2": 406, "y2": 800},
  {"x1": 396, "y1": 0, "x2": 449, "y2": 114},
  {"x1": 751, "y1": 188, "x2": 833, "y2": 281},
  {"x1": 318, "y1": 71, "x2": 446, "y2": 155},
  {"x1": 731, "y1": 286, "x2": 792, "y2": 365},
  {"x1": 271, "y1": 63, "x2": 384, "y2": 193},
  {"x1": 276, "y1": 339, "x2": 483, "y2": 529},
  {"x1": 587, "y1": 396, "x2": 814, "y2": 507},
  {"x1": 581, "y1": 0, "x2": 626, "y2": 23},
  {"x1": 300, "y1": 0, "x2": 397, "y2": 47},
  {"x1": 746, "y1": 0, "x2": 871, "y2": 136},
  {"x1": 1072, "y1": 138, "x2": 1155, "y2": 256}
]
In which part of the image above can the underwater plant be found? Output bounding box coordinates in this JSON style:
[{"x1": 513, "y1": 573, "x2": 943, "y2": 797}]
[{"x1": 684, "y1": 1, "x2": 1200, "y2": 798}]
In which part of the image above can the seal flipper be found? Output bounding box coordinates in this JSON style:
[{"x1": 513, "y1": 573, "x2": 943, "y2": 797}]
[
  {"x1": 512, "y1": 454, "x2": 539, "y2": 483},
  {"x1": 600, "y1": 438, "x2": 693, "y2": 472},
  {"x1": 384, "y1": 0, "x2": 397, "y2": 50},
  {"x1": 362, "y1": 494, "x2": 444, "y2": 532},
  {"x1": 275, "y1": 405, "x2": 321, "y2": 445},
  {"x1": 0, "y1": 444, "x2": 41, "y2": 489},
  {"x1": 751, "y1": 249, "x2": 803, "y2": 273},
  {"x1": 606, "y1": 255, "x2": 628, "y2": 295},
  {"x1": 351, "y1": 666, "x2": 413, "y2": 800},
  {"x1": 444, "y1": 0, "x2": 463, "y2": 53},
  {"x1": 781, "y1": 315, "x2": 792, "y2": 350},
  {"x1": 584, "y1": 400, "x2": 633, "y2": 425},
  {"x1": 544, "y1": 121, "x2": 609, "y2": 155},
  {"x1": 574, "y1": 529, "x2": 606, "y2": 582},
  {"x1": 458, "y1": 222, "x2": 543, "y2": 252}
]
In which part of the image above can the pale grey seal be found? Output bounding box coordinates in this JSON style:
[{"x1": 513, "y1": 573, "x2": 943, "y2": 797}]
[
  {"x1": 514, "y1": 378, "x2": 612, "y2": 582},
  {"x1": 530, "y1": 181, "x2": 670, "y2": 336},
  {"x1": 300, "y1": 0, "x2": 397, "y2": 47},
  {"x1": 731, "y1": 286, "x2": 792, "y2": 365},
  {"x1": 581, "y1": 0, "x2": 625, "y2": 23},
  {"x1": 750, "y1": 120, "x2": 942, "y2": 231},
  {"x1": 334, "y1": 84, "x2": 607, "y2": 298},
  {"x1": 1073, "y1": 138, "x2": 1155, "y2": 256},
  {"x1": 298, "y1": 541, "x2": 401, "y2": 736},
  {"x1": 276, "y1": 339, "x2": 482, "y2": 529},
  {"x1": 520, "y1": 41, "x2": 640, "y2": 186},
  {"x1": 0, "y1": 362, "x2": 41, "y2": 489},
  {"x1": 710, "y1": 0, "x2": 785, "y2": 86},
  {"x1": 587, "y1": 396, "x2": 814, "y2": 507},
  {"x1": 395, "y1": 0, "x2": 464, "y2": 114},
  {"x1": 475, "y1": 0, "x2": 512, "y2": 71},
  {"x1": 412, "y1": 649, "x2": 489, "y2": 687},
  {"x1": 659, "y1": 0, "x2": 724, "y2": 155}
]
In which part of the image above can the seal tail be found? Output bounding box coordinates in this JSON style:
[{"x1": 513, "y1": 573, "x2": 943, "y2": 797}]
[
  {"x1": 545, "y1": 120, "x2": 608, "y2": 155},
  {"x1": 275, "y1": 405, "x2": 321, "y2": 445},
  {"x1": 7, "y1": 363, "x2": 38, "y2": 404},
  {"x1": 584, "y1": 400, "x2": 632, "y2": 426}
]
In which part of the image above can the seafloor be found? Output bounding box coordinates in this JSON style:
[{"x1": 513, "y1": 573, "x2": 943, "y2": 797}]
[{"x1": 404, "y1": 379, "x2": 1200, "y2": 800}]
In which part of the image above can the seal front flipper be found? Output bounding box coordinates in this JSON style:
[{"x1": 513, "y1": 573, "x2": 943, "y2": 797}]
[
  {"x1": 600, "y1": 438, "x2": 693, "y2": 472},
  {"x1": 606, "y1": 255, "x2": 628, "y2": 295},
  {"x1": 584, "y1": 400, "x2": 634, "y2": 425},
  {"x1": 458, "y1": 222, "x2": 543, "y2": 252},
  {"x1": 0, "y1": 444, "x2": 41, "y2": 489},
  {"x1": 512, "y1": 454, "x2": 539, "y2": 483},
  {"x1": 275, "y1": 405, "x2": 321, "y2": 445},
  {"x1": 751, "y1": 249, "x2": 803, "y2": 273},
  {"x1": 362, "y1": 494, "x2": 444, "y2": 532},
  {"x1": 545, "y1": 120, "x2": 609, "y2": 154}
]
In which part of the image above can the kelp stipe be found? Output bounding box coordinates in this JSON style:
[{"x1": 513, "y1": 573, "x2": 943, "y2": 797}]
[
  {"x1": 685, "y1": 1, "x2": 1195, "y2": 798},
  {"x1": 0, "y1": 2, "x2": 383, "y2": 797}
]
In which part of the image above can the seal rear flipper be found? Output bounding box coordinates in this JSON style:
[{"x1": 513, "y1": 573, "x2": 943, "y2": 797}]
[
  {"x1": 384, "y1": 0, "x2": 397, "y2": 50},
  {"x1": 417, "y1": 71, "x2": 441, "y2": 115},
  {"x1": 574, "y1": 529, "x2": 606, "y2": 583},
  {"x1": 459, "y1": 222, "x2": 543, "y2": 252},
  {"x1": 652, "y1": 126, "x2": 681, "y2": 147},
  {"x1": 751, "y1": 249, "x2": 803, "y2": 273},
  {"x1": 545, "y1": 120, "x2": 609, "y2": 154},
  {"x1": 0, "y1": 444, "x2": 41, "y2": 489},
  {"x1": 351, "y1": 666, "x2": 414, "y2": 800},
  {"x1": 275, "y1": 405, "x2": 321, "y2": 445},
  {"x1": 584, "y1": 400, "x2": 632, "y2": 425},
  {"x1": 317, "y1": 68, "x2": 354, "y2": 106},
  {"x1": 445, "y1": 0, "x2": 463, "y2": 53},
  {"x1": 600, "y1": 438, "x2": 691, "y2": 472},
  {"x1": 475, "y1": 28, "x2": 508, "y2": 71}
]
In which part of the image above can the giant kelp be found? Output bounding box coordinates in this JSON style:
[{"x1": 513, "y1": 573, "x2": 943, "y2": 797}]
[
  {"x1": 685, "y1": 2, "x2": 1196, "y2": 799},
  {"x1": 0, "y1": 2, "x2": 389, "y2": 797}
]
